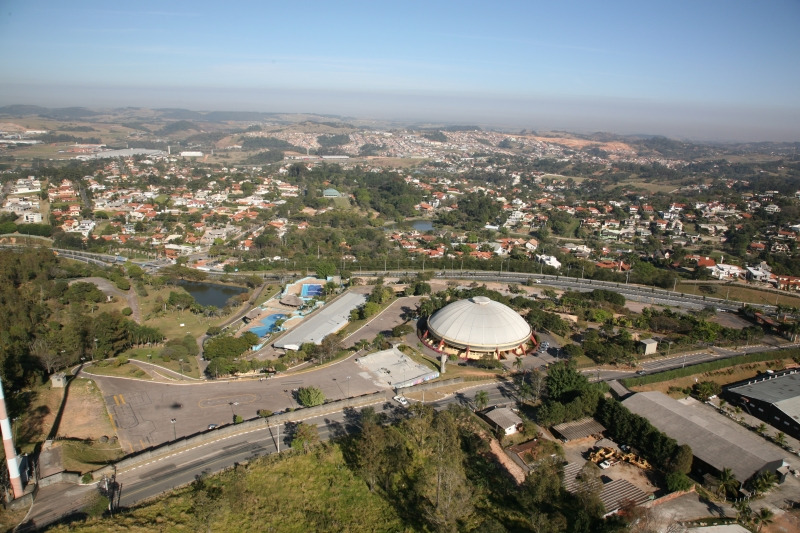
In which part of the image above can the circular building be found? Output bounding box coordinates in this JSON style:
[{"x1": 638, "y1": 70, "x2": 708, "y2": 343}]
[{"x1": 425, "y1": 296, "x2": 532, "y2": 359}]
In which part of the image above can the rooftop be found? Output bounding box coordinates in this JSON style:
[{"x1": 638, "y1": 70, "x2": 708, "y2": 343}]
[
  {"x1": 552, "y1": 417, "x2": 606, "y2": 441},
  {"x1": 622, "y1": 391, "x2": 785, "y2": 482},
  {"x1": 725, "y1": 369, "x2": 800, "y2": 424}
]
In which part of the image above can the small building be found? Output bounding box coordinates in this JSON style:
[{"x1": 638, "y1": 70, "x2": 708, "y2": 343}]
[
  {"x1": 322, "y1": 188, "x2": 341, "y2": 198},
  {"x1": 552, "y1": 417, "x2": 605, "y2": 442},
  {"x1": 640, "y1": 338, "x2": 658, "y2": 355},
  {"x1": 50, "y1": 373, "x2": 68, "y2": 388},
  {"x1": 483, "y1": 406, "x2": 523, "y2": 435}
]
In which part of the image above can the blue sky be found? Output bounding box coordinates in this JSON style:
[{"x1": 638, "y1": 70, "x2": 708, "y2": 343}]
[{"x1": 1, "y1": 1, "x2": 799, "y2": 140}]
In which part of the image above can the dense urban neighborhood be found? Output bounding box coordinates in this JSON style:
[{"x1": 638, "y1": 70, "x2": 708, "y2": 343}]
[{"x1": 1, "y1": 107, "x2": 800, "y2": 532}]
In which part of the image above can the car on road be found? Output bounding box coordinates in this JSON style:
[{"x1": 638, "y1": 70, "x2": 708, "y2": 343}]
[
  {"x1": 636, "y1": 370, "x2": 646, "y2": 375},
  {"x1": 393, "y1": 395, "x2": 409, "y2": 407}
]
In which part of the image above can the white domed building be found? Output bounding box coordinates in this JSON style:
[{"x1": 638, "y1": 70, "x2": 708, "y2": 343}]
[{"x1": 423, "y1": 296, "x2": 534, "y2": 359}]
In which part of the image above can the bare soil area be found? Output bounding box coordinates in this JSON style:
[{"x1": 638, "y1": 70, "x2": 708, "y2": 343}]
[
  {"x1": 631, "y1": 358, "x2": 795, "y2": 397},
  {"x1": 528, "y1": 135, "x2": 634, "y2": 153},
  {"x1": 561, "y1": 437, "x2": 659, "y2": 496},
  {"x1": 57, "y1": 378, "x2": 116, "y2": 440}
]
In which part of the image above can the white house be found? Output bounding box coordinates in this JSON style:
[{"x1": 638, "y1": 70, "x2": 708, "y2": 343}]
[{"x1": 536, "y1": 254, "x2": 562, "y2": 269}]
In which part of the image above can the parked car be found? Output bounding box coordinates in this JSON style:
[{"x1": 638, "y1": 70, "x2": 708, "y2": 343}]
[
  {"x1": 208, "y1": 424, "x2": 218, "y2": 430},
  {"x1": 393, "y1": 395, "x2": 409, "y2": 407}
]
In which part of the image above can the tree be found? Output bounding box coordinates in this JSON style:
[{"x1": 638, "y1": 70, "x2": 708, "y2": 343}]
[
  {"x1": 291, "y1": 422, "x2": 319, "y2": 453},
  {"x1": 474, "y1": 390, "x2": 489, "y2": 411},
  {"x1": 513, "y1": 356, "x2": 523, "y2": 373},
  {"x1": 668, "y1": 444, "x2": 693, "y2": 474},
  {"x1": 316, "y1": 262, "x2": 336, "y2": 279},
  {"x1": 774, "y1": 431, "x2": 787, "y2": 447},
  {"x1": 574, "y1": 461, "x2": 604, "y2": 518},
  {"x1": 296, "y1": 386, "x2": 325, "y2": 407},
  {"x1": 716, "y1": 467, "x2": 738, "y2": 500},
  {"x1": 753, "y1": 507, "x2": 774, "y2": 532}
]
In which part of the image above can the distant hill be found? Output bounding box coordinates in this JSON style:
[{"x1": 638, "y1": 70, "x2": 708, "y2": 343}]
[{"x1": 0, "y1": 105, "x2": 100, "y2": 120}]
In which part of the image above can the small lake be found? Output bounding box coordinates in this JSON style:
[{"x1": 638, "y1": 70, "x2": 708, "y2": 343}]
[
  {"x1": 178, "y1": 280, "x2": 248, "y2": 308},
  {"x1": 411, "y1": 220, "x2": 435, "y2": 232}
]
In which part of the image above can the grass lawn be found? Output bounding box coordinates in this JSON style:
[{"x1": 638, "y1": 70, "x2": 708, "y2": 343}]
[
  {"x1": 0, "y1": 383, "x2": 64, "y2": 457},
  {"x1": 128, "y1": 349, "x2": 201, "y2": 379},
  {"x1": 61, "y1": 439, "x2": 125, "y2": 474},
  {"x1": 86, "y1": 360, "x2": 151, "y2": 380},
  {"x1": 676, "y1": 282, "x2": 800, "y2": 308},
  {"x1": 51, "y1": 443, "x2": 405, "y2": 533},
  {"x1": 629, "y1": 357, "x2": 795, "y2": 397}
]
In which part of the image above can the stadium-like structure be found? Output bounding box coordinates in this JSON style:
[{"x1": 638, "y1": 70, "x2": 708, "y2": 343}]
[{"x1": 422, "y1": 296, "x2": 534, "y2": 359}]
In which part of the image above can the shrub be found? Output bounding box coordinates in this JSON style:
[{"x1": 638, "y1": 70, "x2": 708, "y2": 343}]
[
  {"x1": 233, "y1": 414, "x2": 244, "y2": 424},
  {"x1": 121, "y1": 307, "x2": 133, "y2": 316},
  {"x1": 666, "y1": 471, "x2": 694, "y2": 492},
  {"x1": 297, "y1": 386, "x2": 325, "y2": 407},
  {"x1": 257, "y1": 409, "x2": 273, "y2": 418},
  {"x1": 81, "y1": 472, "x2": 93, "y2": 484}
]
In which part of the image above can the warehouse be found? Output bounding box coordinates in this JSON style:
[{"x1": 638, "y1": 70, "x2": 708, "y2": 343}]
[
  {"x1": 723, "y1": 368, "x2": 800, "y2": 441},
  {"x1": 622, "y1": 391, "x2": 785, "y2": 484}
]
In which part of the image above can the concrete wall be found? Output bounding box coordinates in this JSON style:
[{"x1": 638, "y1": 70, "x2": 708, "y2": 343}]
[{"x1": 38, "y1": 471, "x2": 81, "y2": 488}]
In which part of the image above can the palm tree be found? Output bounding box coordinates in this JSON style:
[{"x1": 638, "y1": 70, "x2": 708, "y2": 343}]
[
  {"x1": 775, "y1": 431, "x2": 787, "y2": 447},
  {"x1": 752, "y1": 470, "x2": 778, "y2": 495},
  {"x1": 716, "y1": 467, "x2": 738, "y2": 500},
  {"x1": 753, "y1": 507, "x2": 774, "y2": 532},
  {"x1": 514, "y1": 356, "x2": 523, "y2": 374},
  {"x1": 474, "y1": 390, "x2": 489, "y2": 411},
  {"x1": 733, "y1": 500, "x2": 752, "y2": 526},
  {"x1": 756, "y1": 423, "x2": 767, "y2": 435}
]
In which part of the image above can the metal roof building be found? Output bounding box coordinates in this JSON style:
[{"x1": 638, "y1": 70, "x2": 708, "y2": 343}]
[
  {"x1": 552, "y1": 417, "x2": 606, "y2": 442},
  {"x1": 723, "y1": 368, "x2": 800, "y2": 441},
  {"x1": 273, "y1": 291, "x2": 366, "y2": 350},
  {"x1": 622, "y1": 391, "x2": 785, "y2": 483},
  {"x1": 425, "y1": 296, "x2": 532, "y2": 358}
]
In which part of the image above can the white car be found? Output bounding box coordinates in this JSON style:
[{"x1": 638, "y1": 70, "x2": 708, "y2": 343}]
[{"x1": 393, "y1": 395, "x2": 409, "y2": 407}]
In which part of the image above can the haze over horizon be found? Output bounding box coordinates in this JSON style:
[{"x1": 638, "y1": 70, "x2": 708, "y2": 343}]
[{"x1": 1, "y1": 1, "x2": 798, "y2": 142}]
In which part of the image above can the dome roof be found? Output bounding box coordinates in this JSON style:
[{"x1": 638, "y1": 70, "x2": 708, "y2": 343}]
[{"x1": 427, "y1": 296, "x2": 532, "y2": 351}]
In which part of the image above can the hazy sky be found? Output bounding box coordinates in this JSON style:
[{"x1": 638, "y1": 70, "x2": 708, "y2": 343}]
[{"x1": 1, "y1": 1, "x2": 799, "y2": 141}]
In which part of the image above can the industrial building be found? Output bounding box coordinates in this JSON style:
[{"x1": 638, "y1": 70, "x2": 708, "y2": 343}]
[
  {"x1": 421, "y1": 296, "x2": 533, "y2": 359},
  {"x1": 622, "y1": 391, "x2": 786, "y2": 483},
  {"x1": 723, "y1": 368, "x2": 800, "y2": 441}
]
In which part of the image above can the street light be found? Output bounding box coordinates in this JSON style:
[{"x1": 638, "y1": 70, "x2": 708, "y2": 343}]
[
  {"x1": 93, "y1": 338, "x2": 98, "y2": 361},
  {"x1": 170, "y1": 418, "x2": 177, "y2": 440},
  {"x1": 346, "y1": 376, "x2": 350, "y2": 398},
  {"x1": 179, "y1": 358, "x2": 184, "y2": 377}
]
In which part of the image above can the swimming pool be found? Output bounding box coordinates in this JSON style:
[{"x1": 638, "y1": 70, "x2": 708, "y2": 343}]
[
  {"x1": 301, "y1": 284, "x2": 323, "y2": 298},
  {"x1": 249, "y1": 313, "x2": 287, "y2": 338}
]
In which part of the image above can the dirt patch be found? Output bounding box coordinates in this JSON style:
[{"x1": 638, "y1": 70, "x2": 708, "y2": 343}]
[
  {"x1": 527, "y1": 135, "x2": 634, "y2": 153},
  {"x1": 561, "y1": 438, "x2": 658, "y2": 496},
  {"x1": 57, "y1": 378, "x2": 116, "y2": 440},
  {"x1": 631, "y1": 358, "x2": 795, "y2": 396},
  {"x1": 766, "y1": 508, "x2": 800, "y2": 533},
  {"x1": 488, "y1": 436, "x2": 526, "y2": 484}
]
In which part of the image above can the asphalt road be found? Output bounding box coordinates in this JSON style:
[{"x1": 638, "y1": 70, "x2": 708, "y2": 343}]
[{"x1": 22, "y1": 381, "x2": 515, "y2": 528}]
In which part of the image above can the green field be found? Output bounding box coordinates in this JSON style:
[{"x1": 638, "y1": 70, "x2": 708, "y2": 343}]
[{"x1": 51, "y1": 443, "x2": 405, "y2": 533}]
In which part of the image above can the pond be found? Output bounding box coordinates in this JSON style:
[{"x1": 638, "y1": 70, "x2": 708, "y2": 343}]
[
  {"x1": 411, "y1": 220, "x2": 435, "y2": 232},
  {"x1": 177, "y1": 280, "x2": 248, "y2": 308}
]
